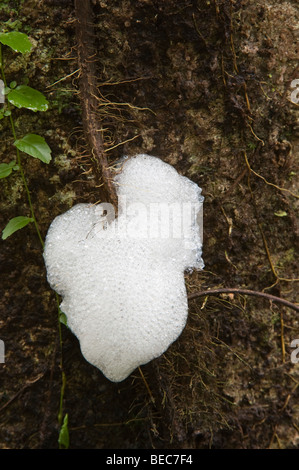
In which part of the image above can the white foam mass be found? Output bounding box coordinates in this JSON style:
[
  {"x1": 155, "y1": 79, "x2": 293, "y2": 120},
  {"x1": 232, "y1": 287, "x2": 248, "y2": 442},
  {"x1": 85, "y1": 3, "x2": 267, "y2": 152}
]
[{"x1": 43, "y1": 154, "x2": 204, "y2": 382}]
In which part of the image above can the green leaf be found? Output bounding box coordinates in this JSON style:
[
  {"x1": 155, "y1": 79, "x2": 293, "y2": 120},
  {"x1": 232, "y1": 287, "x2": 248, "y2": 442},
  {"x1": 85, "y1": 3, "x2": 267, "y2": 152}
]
[
  {"x1": 274, "y1": 210, "x2": 287, "y2": 217},
  {"x1": 14, "y1": 134, "x2": 52, "y2": 164},
  {"x1": 0, "y1": 31, "x2": 32, "y2": 53},
  {"x1": 2, "y1": 216, "x2": 33, "y2": 240},
  {"x1": 0, "y1": 161, "x2": 17, "y2": 179},
  {"x1": 58, "y1": 414, "x2": 69, "y2": 449},
  {"x1": 7, "y1": 85, "x2": 48, "y2": 111}
]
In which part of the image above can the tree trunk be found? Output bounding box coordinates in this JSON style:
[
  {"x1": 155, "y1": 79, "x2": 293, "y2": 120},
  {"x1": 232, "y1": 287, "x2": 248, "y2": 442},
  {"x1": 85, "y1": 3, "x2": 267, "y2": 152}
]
[{"x1": 0, "y1": 0, "x2": 298, "y2": 449}]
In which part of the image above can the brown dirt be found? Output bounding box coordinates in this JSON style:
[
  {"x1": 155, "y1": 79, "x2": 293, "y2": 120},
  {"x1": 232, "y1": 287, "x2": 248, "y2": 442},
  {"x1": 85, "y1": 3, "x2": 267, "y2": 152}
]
[{"x1": 0, "y1": 0, "x2": 298, "y2": 449}]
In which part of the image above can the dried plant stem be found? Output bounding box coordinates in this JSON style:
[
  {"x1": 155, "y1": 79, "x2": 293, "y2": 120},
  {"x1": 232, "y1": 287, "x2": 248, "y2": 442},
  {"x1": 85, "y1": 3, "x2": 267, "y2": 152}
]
[
  {"x1": 75, "y1": 0, "x2": 118, "y2": 208},
  {"x1": 188, "y1": 288, "x2": 299, "y2": 312}
]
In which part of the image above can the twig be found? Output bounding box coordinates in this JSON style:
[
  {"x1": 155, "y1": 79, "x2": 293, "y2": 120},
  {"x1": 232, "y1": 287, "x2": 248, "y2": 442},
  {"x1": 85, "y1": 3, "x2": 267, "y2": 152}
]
[
  {"x1": 244, "y1": 151, "x2": 299, "y2": 199},
  {"x1": 0, "y1": 372, "x2": 45, "y2": 414},
  {"x1": 188, "y1": 288, "x2": 299, "y2": 312},
  {"x1": 75, "y1": 0, "x2": 118, "y2": 208},
  {"x1": 138, "y1": 367, "x2": 155, "y2": 404}
]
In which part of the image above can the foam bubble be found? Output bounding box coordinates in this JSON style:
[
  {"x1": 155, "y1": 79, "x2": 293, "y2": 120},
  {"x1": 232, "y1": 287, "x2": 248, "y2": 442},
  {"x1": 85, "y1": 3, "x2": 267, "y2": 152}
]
[{"x1": 43, "y1": 154, "x2": 204, "y2": 382}]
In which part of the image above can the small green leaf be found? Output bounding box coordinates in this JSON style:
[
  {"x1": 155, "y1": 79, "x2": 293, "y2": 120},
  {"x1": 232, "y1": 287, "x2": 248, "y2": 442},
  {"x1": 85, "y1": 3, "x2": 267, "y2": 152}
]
[
  {"x1": 0, "y1": 31, "x2": 32, "y2": 53},
  {"x1": 0, "y1": 161, "x2": 17, "y2": 179},
  {"x1": 58, "y1": 414, "x2": 69, "y2": 449},
  {"x1": 9, "y1": 81, "x2": 17, "y2": 89},
  {"x1": 14, "y1": 134, "x2": 52, "y2": 164},
  {"x1": 7, "y1": 85, "x2": 48, "y2": 111},
  {"x1": 59, "y1": 309, "x2": 68, "y2": 326},
  {"x1": 2, "y1": 216, "x2": 34, "y2": 240},
  {"x1": 274, "y1": 210, "x2": 287, "y2": 217}
]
